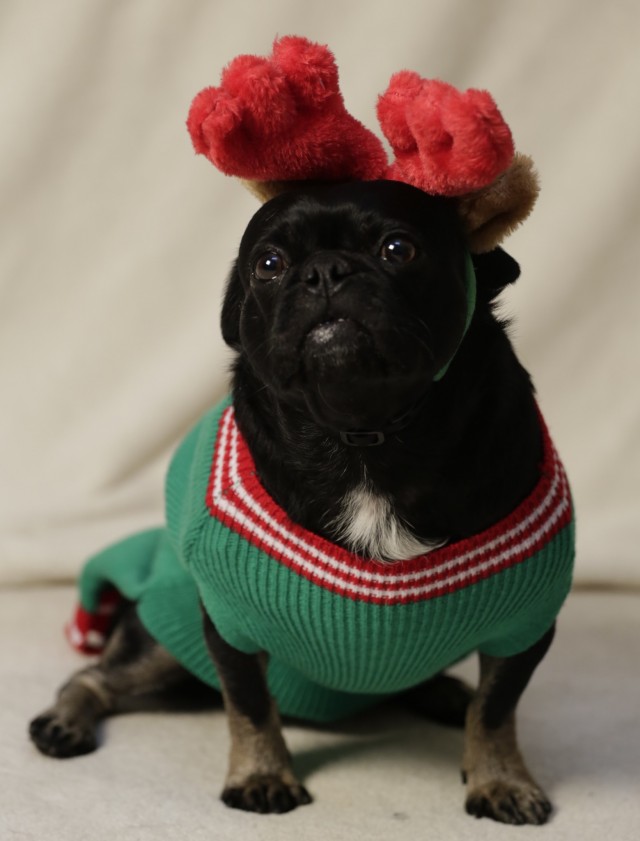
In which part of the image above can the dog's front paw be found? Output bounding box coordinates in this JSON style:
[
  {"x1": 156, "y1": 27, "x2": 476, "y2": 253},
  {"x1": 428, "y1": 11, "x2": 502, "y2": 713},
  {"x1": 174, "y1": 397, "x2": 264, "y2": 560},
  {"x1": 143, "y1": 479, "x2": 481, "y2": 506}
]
[
  {"x1": 29, "y1": 711, "x2": 97, "y2": 759},
  {"x1": 222, "y1": 774, "x2": 312, "y2": 814},
  {"x1": 465, "y1": 779, "x2": 552, "y2": 825}
]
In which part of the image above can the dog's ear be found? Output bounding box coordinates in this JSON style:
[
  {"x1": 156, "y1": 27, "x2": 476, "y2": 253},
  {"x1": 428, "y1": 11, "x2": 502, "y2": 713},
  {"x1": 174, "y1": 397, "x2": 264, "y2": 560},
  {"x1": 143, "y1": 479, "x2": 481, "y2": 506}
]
[
  {"x1": 472, "y1": 247, "x2": 521, "y2": 302},
  {"x1": 456, "y1": 153, "x2": 539, "y2": 254},
  {"x1": 220, "y1": 262, "x2": 244, "y2": 350}
]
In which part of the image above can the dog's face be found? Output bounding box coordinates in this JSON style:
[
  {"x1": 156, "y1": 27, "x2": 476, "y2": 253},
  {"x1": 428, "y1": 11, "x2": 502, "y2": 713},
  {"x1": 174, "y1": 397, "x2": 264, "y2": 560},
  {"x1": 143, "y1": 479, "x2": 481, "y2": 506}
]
[{"x1": 222, "y1": 180, "x2": 469, "y2": 430}]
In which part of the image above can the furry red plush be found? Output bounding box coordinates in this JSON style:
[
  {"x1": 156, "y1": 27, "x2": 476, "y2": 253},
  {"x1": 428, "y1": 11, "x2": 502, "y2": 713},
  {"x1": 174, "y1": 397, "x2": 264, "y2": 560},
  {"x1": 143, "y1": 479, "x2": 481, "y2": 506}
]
[
  {"x1": 187, "y1": 36, "x2": 388, "y2": 182},
  {"x1": 377, "y1": 72, "x2": 514, "y2": 196},
  {"x1": 187, "y1": 36, "x2": 514, "y2": 197}
]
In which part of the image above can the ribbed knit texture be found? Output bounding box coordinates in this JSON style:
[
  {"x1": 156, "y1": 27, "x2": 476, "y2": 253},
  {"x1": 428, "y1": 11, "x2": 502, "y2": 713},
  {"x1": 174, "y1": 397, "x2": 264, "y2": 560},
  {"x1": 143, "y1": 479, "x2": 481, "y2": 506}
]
[{"x1": 76, "y1": 397, "x2": 575, "y2": 722}]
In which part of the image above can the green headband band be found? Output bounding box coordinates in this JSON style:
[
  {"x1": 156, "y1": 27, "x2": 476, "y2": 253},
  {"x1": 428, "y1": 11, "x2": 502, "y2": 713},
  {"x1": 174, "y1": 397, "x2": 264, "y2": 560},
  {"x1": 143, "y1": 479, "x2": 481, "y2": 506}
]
[{"x1": 433, "y1": 251, "x2": 477, "y2": 382}]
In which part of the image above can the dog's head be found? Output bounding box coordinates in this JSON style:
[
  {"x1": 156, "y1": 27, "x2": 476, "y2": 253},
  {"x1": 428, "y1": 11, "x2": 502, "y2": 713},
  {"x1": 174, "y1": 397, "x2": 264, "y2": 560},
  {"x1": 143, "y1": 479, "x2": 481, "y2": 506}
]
[{"x1": 222, "y1": 179, "x2": 517, "y2": 434}]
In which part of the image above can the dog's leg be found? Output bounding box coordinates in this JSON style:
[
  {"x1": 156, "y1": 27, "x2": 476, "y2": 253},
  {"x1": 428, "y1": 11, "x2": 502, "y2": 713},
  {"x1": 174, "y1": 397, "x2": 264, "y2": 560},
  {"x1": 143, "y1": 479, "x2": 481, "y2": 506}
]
[
  {"x1": 29, "y1": 606, "x2": 196, "y2": 758},
  {"x1": 202, "y1": 610, "x2": 311, "y2": 814},
  {"x1": 462, "y1": 625, "x2": 555, "y2": 825}
]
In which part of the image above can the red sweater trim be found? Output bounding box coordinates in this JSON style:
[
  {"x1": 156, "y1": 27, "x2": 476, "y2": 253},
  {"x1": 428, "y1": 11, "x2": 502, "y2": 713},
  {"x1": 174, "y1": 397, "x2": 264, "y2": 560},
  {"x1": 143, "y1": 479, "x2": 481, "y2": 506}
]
[
  {"x1": 207, "y1": 407, "x2": 572, "y2": 605},
  {"x1": 66, "y1": 587, "x2": 121, "y2": 654}
]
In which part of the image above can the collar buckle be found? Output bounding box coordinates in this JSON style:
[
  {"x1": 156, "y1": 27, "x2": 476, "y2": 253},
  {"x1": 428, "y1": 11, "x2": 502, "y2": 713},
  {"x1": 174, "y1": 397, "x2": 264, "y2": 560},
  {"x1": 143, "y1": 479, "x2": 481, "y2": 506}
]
[{"x1": 339, "y1": 430, "x2": 386, "y2": 447}]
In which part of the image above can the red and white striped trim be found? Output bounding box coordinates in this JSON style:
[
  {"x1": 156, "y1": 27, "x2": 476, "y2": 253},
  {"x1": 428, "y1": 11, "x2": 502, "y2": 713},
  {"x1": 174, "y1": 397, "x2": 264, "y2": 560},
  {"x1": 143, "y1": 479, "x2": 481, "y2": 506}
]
[{"x1": 207, "y1": 406, "x2": 572, "y2": 604}]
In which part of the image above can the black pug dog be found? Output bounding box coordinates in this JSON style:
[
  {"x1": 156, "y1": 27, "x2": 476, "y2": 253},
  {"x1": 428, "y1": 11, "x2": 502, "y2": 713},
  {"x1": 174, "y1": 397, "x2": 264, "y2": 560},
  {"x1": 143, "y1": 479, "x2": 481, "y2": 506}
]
[{"x1": 30, "y1": 179, "x2": 574, "y2": 826}]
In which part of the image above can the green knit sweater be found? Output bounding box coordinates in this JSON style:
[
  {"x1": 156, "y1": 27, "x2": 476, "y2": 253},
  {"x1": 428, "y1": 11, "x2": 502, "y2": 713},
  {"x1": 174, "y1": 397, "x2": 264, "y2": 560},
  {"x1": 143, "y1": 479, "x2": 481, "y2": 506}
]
[{"x1": 72, "y1": 397, "x2": 575, "y2": 722}]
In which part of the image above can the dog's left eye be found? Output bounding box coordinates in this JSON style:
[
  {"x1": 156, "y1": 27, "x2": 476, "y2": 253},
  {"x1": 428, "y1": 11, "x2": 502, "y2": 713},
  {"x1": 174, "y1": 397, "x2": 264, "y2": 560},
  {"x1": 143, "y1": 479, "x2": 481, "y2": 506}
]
[
  {"x1": 253, "y1": 251, "x2": 287, "y2": 281},
  {"x1": 380, "y1": 236, "x2": 417, "y2": 265}
]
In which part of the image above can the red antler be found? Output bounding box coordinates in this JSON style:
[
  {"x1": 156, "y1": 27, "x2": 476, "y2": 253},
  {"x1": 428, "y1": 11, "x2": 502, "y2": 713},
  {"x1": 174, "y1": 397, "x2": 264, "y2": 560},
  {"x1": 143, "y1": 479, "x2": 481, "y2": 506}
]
[
  {"x1": 377, "y1": 71, "x2": 515, "y2": 196},
  {"x1": 187, "y1": 36, "x2": 388, "y2": 184}
]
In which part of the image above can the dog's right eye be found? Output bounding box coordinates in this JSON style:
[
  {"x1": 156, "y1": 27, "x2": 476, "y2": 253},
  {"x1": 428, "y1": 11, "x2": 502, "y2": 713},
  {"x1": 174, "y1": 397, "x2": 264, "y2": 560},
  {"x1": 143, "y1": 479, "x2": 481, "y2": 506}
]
[
  {"x1": 380, "y1": 235, "x2": 417, "y2": 265},
  {"x1": 253, "y1": 251, "x2": 287, "y2": 281}
]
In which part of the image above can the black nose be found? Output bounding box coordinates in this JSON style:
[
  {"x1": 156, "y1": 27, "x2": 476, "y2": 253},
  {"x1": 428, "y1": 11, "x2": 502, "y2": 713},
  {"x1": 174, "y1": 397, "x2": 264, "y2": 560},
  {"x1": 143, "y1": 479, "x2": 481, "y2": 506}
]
[{"x1": 301, "y1": 252, "x2": 355, "y2": 294}]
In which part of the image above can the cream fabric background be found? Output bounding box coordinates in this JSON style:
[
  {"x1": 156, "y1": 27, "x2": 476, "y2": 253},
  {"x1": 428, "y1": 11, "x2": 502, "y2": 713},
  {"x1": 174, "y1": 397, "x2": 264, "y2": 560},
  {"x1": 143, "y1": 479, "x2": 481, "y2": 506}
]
[{"x1": 1, "y1": 0, "x2": 638, "y2": 586}]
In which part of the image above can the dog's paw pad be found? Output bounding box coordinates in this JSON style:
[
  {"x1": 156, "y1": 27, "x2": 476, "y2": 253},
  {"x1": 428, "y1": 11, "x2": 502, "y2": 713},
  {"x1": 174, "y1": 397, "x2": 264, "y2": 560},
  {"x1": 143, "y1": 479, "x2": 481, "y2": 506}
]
[
  {"x1": 465, "y1": 780, "x2": 552, "y2": 825},
  {"x1": 222, "y1": 775, "x2": 312, "y2": 814},
  {"x1": 29, "y1": 712, "x2": 97, "y2": 759}
]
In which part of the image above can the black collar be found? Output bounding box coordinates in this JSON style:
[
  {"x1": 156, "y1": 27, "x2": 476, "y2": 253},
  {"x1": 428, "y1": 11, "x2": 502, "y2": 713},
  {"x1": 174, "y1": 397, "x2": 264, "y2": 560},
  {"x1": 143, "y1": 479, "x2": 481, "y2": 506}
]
[{"x1": 338, "y1": 389, "x2": 430, "y2": 446}]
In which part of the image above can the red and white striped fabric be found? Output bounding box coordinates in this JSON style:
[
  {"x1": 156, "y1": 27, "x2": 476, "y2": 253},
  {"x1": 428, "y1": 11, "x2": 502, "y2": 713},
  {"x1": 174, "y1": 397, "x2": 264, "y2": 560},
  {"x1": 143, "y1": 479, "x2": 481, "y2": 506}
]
[
  {"x1": 207, "y1": 406, "x2": 573, "y2": 605},
  {"x1": 66, "y1": 587, "x2": 122, "y2": 654}
]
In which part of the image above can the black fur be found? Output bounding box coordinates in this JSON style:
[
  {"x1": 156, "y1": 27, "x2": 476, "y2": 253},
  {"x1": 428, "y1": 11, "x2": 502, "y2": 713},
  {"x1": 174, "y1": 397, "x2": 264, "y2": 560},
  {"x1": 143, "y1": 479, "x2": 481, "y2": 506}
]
[
  {"x1": 202, "y1": 608, "x2": 271, "y2": 728},
  {"x1": 223, "y1": 180, "x2": 542, "y2": 550},
  {"x1": 481, "y1": 624, "x2": 556, "y2": 731}
]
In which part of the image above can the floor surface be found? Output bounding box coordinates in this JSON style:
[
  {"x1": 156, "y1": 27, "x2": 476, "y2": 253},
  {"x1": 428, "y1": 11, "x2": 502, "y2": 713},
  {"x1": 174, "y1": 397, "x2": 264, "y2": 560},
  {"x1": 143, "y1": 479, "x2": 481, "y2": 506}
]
[{"x1": 1, "y1": 587, "x2": 638, "y2": 840}]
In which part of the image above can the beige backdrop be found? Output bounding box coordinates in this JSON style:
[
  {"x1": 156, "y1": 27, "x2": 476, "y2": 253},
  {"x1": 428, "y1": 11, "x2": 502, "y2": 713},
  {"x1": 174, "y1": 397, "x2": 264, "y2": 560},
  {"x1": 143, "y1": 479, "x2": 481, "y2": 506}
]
[{"x1": 1, "y1": 0, "x2": 638, "y2": 587}]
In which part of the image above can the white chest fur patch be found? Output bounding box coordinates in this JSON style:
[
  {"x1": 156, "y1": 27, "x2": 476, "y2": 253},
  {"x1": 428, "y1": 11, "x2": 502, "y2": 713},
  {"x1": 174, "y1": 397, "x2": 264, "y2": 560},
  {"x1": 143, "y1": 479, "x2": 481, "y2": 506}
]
[{"x1": 330, "y1": 483, "x2": 444, "y2": 563}]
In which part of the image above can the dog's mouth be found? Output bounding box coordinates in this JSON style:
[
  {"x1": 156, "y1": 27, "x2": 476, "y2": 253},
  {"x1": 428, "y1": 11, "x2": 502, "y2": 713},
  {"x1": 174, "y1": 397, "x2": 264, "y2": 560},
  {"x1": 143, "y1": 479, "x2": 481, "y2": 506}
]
[
  {"x1": 304, "y1": 317, "x2": 364, "y2": 347},
  {"x1": 301, "y1": 318, "x2": 379, "y2": 381},
  {"x1": 291, "y1": 315, "x2": 431, "y2": 432}
]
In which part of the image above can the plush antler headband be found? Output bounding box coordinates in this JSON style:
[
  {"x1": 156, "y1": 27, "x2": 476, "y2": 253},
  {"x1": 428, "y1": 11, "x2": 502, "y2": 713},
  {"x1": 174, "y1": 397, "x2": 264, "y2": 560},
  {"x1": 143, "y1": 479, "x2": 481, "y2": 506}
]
[{"x1": 187, "y1": 36, "x2": 538, "y2": 253}]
